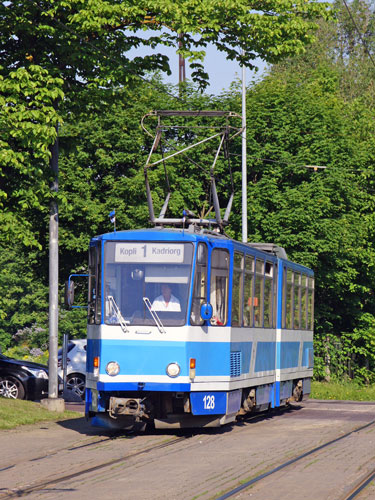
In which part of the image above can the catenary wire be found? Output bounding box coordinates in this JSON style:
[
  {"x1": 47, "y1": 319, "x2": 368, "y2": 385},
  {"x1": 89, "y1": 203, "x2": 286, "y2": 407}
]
[
  {"x1": 10, "y1": 1, "x2": 375, "y2": 174},
  {"x1": 342, "y1": 0, "x2": 375, "y2": 71}
]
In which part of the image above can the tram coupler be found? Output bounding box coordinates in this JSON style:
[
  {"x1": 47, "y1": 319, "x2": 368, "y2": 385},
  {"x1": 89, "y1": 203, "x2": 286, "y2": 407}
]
[{"x1": 108, "y1": 397, "x2": 146, "y2": 419}]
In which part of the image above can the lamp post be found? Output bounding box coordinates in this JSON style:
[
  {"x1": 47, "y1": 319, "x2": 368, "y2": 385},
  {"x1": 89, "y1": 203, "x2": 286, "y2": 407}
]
[
  {"x1": 41, "y1": 132, "x2": 65, "y2": 412},
  {"x1": 241, "y1": 53, "x2": 247, "y2": 244}
]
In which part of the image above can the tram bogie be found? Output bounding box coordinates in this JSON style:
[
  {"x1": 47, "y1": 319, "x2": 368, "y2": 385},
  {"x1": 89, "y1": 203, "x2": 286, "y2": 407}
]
[{"x1": 78, "y1": 227, "x2": 314, "y2": 430}]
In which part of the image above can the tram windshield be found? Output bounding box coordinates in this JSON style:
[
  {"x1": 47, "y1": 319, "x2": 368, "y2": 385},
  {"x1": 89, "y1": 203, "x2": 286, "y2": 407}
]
[{"x1": 103, "y1": 241, "x2": 193, "y2": 327}]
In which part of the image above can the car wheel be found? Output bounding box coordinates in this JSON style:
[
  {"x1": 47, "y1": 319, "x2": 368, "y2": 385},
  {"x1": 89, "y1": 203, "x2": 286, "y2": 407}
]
[
  {"x1": 0, "y1": 376, "x2": 26, "y2": 399},
  {"x1": 66, "y1": 374, "x2": 85, "y2": 399}
]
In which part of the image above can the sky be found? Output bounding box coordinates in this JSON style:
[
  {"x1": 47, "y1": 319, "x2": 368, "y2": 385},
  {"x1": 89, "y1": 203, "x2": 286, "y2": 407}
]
[
  {"x1": 169, "y1": 45, "x2": 267, "y2": 94},
  {"x1": 128, "y1": 32, "x2": 267, "y2": 95}
]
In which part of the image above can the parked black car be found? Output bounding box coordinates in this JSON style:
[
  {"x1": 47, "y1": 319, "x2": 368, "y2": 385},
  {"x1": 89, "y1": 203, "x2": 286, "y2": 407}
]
[{"x1": 0, "y1": 353, "x2": 61, "y2": 400}]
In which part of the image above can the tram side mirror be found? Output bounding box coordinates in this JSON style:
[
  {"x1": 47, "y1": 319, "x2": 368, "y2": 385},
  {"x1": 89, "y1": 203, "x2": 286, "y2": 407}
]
[
  {"x1": 200, "y1": 303, "x2": 213, "y2": 321},
  {"x1": 64, "y1": 280, "x2": 75, "y2": 308}
]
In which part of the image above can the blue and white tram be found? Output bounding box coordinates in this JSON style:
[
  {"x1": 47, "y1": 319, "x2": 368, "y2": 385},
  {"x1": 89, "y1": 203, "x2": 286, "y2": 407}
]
[{"x1": 84, "y1": 227, "x2": 314, "y2": 429}]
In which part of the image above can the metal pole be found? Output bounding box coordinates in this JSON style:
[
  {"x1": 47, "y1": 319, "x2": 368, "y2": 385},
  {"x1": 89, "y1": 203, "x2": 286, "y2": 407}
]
[
  {"x1": 40, "y1": 127, "x2": 64, "y2": 412},
  {"x1": 178, "y1": 32, "x2": 186, "y2": 95},
  {"x1": 241, "y1": 56, "x2": 247, "y2": 243},
  {"x1": 48, "y1": 135, "x2": 59, "y2": 400},
  {"x1": 62, "y1": 333, "x2": 68, "y2": 393}
]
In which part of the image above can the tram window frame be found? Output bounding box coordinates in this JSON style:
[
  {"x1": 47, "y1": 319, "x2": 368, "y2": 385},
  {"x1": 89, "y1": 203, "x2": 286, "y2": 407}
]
[
  {"x1": 308, "y1": 276, "x2": 315, "y2": 330},
  {"x1": 293, "y1": 273, "x2": 301, "y2": 329},
  {"x1": 263, "y1": 261, "x2": 273, "y2": 328},
  {"x1": 243, "y1": 255, "x2": 255, "y2": 327},
  {"x1": 254, "y1": 258, "x2": 264, "y2": 327},
  {"x1": 231, "y1": 252, "x2": 243, "y2": 327},
  {"x1": 284, "y1": 268, "x2": 294, "y2": 329},
  {"x1": 88, "y1": 244, "x2": 101, "y2": 325},
  {"x1": 103, "y1": 241, "x2": 193, "y2": 327},
  {"x1": 301, "y1": 274, "x2": 308, "y2": 329},
  {"x1": 190, "y1": 242, "x2": 208, "y2": 326},
  {"x1": 210, "y1": 248, "x2": 229, "y2": 326}
]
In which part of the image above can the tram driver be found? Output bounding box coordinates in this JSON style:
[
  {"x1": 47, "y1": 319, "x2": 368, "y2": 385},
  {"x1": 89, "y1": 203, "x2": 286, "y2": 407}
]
[{"x1": 152, "y1": 283, "x2": 181, "y2": 312}]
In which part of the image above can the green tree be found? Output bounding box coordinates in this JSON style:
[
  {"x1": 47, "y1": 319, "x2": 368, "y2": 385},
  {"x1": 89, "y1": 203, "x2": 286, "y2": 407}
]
[
  {"x1": 0, "y1": 0, "x2": 332, "y2": 92},
  {"x1": 0, "y1": 65, "x2": 63, "y2": 248},
  {"x1": 221, "y1": 5, "x2": 375, "y2": 382},
  {"x1": 0, "y1": 0, "x2": 332, "y2": 352}
]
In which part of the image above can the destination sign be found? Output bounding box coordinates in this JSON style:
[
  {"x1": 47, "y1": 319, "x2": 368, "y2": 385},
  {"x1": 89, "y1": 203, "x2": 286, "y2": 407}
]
[{"x1": 115, "y1": 243, "x2": 184, "y2": 263}]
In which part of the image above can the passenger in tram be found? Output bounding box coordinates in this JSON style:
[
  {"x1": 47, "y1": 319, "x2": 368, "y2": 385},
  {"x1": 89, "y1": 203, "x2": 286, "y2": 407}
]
[{"x1": 152, "y1": 284, "x2": 181, "y2": 312}]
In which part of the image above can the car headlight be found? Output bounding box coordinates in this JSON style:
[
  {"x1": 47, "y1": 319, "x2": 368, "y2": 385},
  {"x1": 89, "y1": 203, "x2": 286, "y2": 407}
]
[
  {"x1": 23, "y1": 366, "x2": 48, "y2": 379},
  {"x1": 105, "y1": 361, "x2": 120, "y2": 376},
  {"x1": 166, "y1": 362, "x2": 180, "y2": 378}
]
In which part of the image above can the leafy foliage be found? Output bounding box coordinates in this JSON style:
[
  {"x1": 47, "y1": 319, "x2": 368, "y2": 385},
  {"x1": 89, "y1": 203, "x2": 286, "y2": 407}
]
[
  {"x1": 0, "y1": 65, "x2": 63, "y2": 248},
  {"x1": 223, "y1": 0, "x2": 375, "y2": 383},
  {"x1": 0, "y1": 0, "x2": 332, "y2": 93},
  {"x1": 3, "y1": 0, "x2": 375, "y2": 388}
]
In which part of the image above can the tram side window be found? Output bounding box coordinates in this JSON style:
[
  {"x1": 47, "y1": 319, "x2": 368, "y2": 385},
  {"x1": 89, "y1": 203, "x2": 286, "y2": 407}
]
[
  {"x1": 210, "y1": 249, "x2": 229, "y2": 326},
  {"x1": 308, "y1": 277, "x2": 315, "y2": 330},
  {"x1": 190, "y1": 243, "x2": 208, "y2": 326},
  {"x1": 301, "y1": 274, "x2": 308, "y2": 329},
  {"x1": 264, "y1": 261, "x2": 273, "y2": 328},
  {"x1": 231, "y1": 252, "x2": 243, "y2": 326},
  {"x1": 284, "y1": 268, "x2": 293, "y2": 329},
  {"x1": 88, "y1": 244, "x2": 101, "y2": 325},
  {"x1": 254, "y1": 258, "x2": 264, "y2": 327},
  {"x1": 294, "y1": 273, "x2": 301, "y2": 329},
  {"x1": 243, "y1": 255, "x2": 254, "y2": 327}
]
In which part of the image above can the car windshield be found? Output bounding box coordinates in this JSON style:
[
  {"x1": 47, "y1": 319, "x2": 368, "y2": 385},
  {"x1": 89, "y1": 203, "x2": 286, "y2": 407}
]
[
  {"x1": 104, "y1": 241, "x2": 193, "y2": 326},
  {"x1": 58, "y1": 342, "x2": 77, "y2": 356}
]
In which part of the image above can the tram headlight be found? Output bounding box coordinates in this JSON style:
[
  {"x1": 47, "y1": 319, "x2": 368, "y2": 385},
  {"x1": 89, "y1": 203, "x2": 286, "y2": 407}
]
[
  {"x1": 166, "y1": 362, "x2": 180, "y2": 378},
  {"x1": 106, "y1": 361, "x2": 120, "y2": 376}
]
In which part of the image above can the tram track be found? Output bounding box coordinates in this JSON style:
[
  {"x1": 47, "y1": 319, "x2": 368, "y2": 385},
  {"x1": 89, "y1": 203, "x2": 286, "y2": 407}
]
[
  {"x1": 340, "y1": 467, "x2": 375, "y2": 500},
  {"x1": 0, "y1": 435, "x2": 188, "y2": 499},
  {"x1": 215, "y1": 418, "x2": 375, "y2": 500},
  {"x1": 0, "y1": 432, "x2": 124, "y2": 473},
  {"x1": 1, "y1": 402, "x2": 375, "y2": 499}
]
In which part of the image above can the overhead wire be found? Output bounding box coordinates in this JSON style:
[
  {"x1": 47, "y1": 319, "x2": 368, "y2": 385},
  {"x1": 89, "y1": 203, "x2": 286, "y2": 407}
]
[
  {"x1": 342, "y1": 0, "x2": 375, "y2": 71},
  {"x1": 15, "y1": 1, "x2": 375, "y2": 176},
  {"x1": 229, "y1": 153, "x2": 329, "y2": 170},
  {"x1": 228, "y1": 153, "x2": 375, "y2": 184}
]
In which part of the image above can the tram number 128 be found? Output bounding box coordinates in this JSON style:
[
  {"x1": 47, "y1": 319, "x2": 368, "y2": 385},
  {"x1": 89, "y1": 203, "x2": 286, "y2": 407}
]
[{"x1": 203, "y1": 394, "x2": 215, "y2": 410}]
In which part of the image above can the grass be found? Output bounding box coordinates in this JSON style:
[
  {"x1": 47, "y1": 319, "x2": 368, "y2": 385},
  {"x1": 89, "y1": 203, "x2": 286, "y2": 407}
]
[
  {"x1": 311, "y1": 380, "x2": 375, "y2": 401},
  {"x1": 0, "y1": 397, "x2": 82, "y2": 430}
]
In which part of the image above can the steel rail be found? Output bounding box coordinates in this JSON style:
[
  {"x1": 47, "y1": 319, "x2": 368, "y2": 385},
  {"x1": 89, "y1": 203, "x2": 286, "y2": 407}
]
[
  {"x1": 215, "y1": 418, "x2": 375, "y2": 500},
  {"x1": 0, "y1": 436, "x2": 187, "y2": 499},
  {"x1": 0, "y1": 433, "x2": 123, "y2": 473},
  {"x1": 340, "y1": 468, "x2": 375, "y2": 500}
]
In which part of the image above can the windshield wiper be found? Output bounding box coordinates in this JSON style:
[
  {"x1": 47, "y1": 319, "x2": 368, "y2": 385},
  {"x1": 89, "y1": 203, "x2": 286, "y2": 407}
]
[
  {"x1": 107, "y1": 295, "x2": 129, "y2": 333},
  {"x1": 143, "y1": 297, "x2": 166, "y2": 334}
]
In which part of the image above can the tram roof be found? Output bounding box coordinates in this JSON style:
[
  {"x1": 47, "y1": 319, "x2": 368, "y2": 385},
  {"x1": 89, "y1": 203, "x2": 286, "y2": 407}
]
[
  {"x1": 92, "y1": 227, "x2": 292, "y2": 262},
  {"x1": 91, "y1": 228, "x2": 313, "y2": 273},
  {"x1": 93, "y1": 227, "x2": 226, "y2": 244}
]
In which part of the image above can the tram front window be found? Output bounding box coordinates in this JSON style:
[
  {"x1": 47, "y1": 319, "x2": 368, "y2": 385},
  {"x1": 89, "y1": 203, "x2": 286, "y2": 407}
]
[{"x1": 104, "y1": 241, "x2": 193, "y2": 326}]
